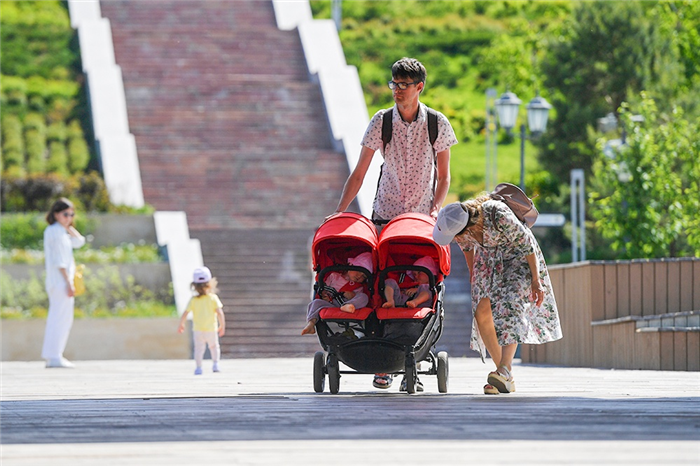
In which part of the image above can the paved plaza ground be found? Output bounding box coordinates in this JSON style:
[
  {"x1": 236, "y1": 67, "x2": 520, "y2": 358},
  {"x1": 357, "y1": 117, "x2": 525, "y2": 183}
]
[{"x1": 1, "y1": 357, "x2": 699, "y2": 465}]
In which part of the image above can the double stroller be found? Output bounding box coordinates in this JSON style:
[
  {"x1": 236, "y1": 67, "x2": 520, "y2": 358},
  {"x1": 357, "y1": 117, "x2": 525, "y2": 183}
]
[{"x1": 310, "y1": 212, "x2": 451, "y2": 394}]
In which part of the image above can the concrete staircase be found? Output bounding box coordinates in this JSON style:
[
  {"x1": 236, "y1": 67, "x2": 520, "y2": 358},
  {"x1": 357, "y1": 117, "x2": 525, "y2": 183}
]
[
  {"x1": 100, "y1": 0, "x2": 346, "y2": 230},
  {"x1": 193, "y1": 229, "x2": 318, "y2": 358},
  {"x1": 101, "y1": 0, "x2": 474, "y2": 358}
]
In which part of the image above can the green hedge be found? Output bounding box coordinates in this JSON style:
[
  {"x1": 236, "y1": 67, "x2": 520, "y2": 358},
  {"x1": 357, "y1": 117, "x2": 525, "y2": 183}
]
[
  {"x1": 1, "y1": 77, "x2": 89, "y2": 178},
  {"x1": 1, "y1": 243, "x2": 163, "y2": 265},
  {"x1": 0, "y1": 212, "x2": 95, "y2": 249},
  {"x1": 0, "y1": 266, "x2": 175, "y2": 320},
  {"x1": 0, "y1": 1, "x2": 75, "y2": 80},
  {"x1": 1, "y1": 1, "x2": 95, "y2": 207},
  {"x1": 1, "y1": 172, "x2": 112, "y2": 214}
]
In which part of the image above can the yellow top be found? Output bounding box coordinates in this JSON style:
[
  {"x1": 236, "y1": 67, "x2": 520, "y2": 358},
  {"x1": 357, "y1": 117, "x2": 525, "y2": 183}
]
[{"x1": 186, "y1": 293, "x2": 223, "y2": 332}]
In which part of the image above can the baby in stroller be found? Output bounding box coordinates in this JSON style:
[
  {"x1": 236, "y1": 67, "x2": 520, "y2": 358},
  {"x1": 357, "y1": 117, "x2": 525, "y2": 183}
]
[
  {"x1": 382, "y1": 256, "x2": 438, "y2": 309},
  {"x1": 301, "y1": 252, "x2": 373, "y2": 335}
]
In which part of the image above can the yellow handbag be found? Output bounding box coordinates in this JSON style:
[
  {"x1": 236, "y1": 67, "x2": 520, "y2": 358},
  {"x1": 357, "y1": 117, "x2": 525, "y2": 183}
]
[{"x1": 74, "y1": 264, "x2": 86, "y2": 296}]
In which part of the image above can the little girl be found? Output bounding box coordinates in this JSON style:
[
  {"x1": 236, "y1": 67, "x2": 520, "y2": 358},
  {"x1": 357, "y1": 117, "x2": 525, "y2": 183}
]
[
  {"x1": 382, "y1": 256, "x2": 437, "y2": 309},
  {"x1": 178, "y1": 266, "x2": 226, "y2": 375},
  {"x1": 301, "y1": 252, "x2": 373, "y2": 335}
]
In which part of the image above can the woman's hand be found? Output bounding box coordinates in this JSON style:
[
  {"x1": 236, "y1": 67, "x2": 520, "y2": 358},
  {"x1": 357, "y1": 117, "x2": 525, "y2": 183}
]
[
  {"x1": 530, "y1": 280, "x2": 545, "y2": 306},
  {"x1": 67, "y1": 282, "x2": 75, "y2": 298}
]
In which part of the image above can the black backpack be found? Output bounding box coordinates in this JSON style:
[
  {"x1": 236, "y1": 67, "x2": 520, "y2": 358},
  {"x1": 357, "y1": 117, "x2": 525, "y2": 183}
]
[{"x1": 381, "y1": 107, "x2": 439, "y2": 152}]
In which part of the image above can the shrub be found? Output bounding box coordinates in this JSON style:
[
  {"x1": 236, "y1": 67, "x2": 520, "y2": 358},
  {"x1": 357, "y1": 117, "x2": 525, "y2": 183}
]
[
  {"x1": 1, "y1": 242, "x2": 163, "y2": 265},
  {"x1": 0, "y1": 0, "x2": 76, "y2": 80},
  {"x1": 0, "y1": 172, "x2": 113, "y2": 213},
  {"x1": 74, "y1": 172, "x2": 111, "y2": 211},
  {"x1": 28, "y1": 94, "x2": 44, "y2": 111},
  {"x1": 0, "y1": 266, "x2": 175, "y2": 319},
  {"x1": 46, "y1": 96, "x2": 75, "y2": 124},
  {"x1": 0, "y1": 213, "x2": 47, "y2": 249},
  {"x1": 24, "y1": 113, "x2": 47, "y2": 174},
  {"x1": 1, "y1": 114, "x2": 25, "y2": 174},
  {"x1": 0, "y1": 211, "x2": 93, "y2": 250},
  {"x1": 24, "y1": 128, "x2": 46, "y2": 174},
  {"x1": 46, "y1": 121, "x2": 66, "y2": 142},
  {"x1": 67, "y1": 136, "x2": 89, "y2": 173},
  {"x1": 46, "y1": 140, "x2": 68, "y2": 175}
]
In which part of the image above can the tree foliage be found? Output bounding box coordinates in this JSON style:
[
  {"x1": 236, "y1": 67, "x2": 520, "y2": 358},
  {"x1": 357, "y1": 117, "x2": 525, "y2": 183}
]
[
  {"x1": 540, "y1": 0, "x2": 697, "y2": 181},
  {"x1": 590, "y1": 94, "x2": 700, "y2": 258}
]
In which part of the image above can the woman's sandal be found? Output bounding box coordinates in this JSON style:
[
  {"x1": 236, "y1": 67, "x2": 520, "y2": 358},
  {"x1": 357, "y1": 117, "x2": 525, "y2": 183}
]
[
  {"x1": 487, "y1": 366, "x2": 516, "y2": 394},
  {"x1": 373, "y1": 373, "x2": 393, "y2": 389},
  {"x1": 483, "y1": 383, "x2": 499, "y2": 395}
]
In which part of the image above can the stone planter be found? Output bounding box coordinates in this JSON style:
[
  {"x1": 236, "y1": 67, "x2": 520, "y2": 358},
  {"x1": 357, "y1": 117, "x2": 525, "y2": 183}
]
[{"x1": 1, "y1": 318, "x2": 189, "y2": 361}]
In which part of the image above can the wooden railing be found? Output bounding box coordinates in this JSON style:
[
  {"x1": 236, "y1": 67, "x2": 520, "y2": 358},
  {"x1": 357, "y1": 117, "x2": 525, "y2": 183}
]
[{"x1": 520, "y1": 258, "x2": 700, "y2": 371}]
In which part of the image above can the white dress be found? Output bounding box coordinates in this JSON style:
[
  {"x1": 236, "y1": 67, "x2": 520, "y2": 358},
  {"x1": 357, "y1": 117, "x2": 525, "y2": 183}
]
[{"x1": 41, "y1": 223, "x2": 85, "y2": 360}]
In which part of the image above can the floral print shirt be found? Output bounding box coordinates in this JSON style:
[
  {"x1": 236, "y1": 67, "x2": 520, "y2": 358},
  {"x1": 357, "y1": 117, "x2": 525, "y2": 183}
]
[
  {"x1": 455, "y1": 200, "x2": 562, "y2": 359},
  {"x1": 361, "y1": 103, "x2": 458, "y2": 219}
]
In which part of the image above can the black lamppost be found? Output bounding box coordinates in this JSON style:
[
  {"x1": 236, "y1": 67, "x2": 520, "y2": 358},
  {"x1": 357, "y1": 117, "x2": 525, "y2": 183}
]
[{"x1": 494, "y1": 91, "x2": 552, "y2": 191}]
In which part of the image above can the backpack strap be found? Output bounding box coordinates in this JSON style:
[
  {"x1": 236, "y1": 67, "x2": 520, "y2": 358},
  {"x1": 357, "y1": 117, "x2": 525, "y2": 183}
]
[
  {"x1": 427, "y1": 107, "x2": 438, "y2": 148},
  {"x1": 381, "y1": 108, "x2": 393, "y2": 153}
]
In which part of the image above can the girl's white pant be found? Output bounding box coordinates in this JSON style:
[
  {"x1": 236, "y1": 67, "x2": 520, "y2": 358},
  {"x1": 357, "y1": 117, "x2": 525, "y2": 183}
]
[
  {"x1": 41, "y1": 287, "x2": 74, "y2": 360},
  {"x1": 193, "y1": 331, "x2": 220, "y2": 367}
]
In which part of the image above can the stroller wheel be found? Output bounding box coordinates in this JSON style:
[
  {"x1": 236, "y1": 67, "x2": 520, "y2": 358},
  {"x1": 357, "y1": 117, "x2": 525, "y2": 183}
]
[
  {"x1": 437, "y1": 351, "x2": 449, "y2": 393},
  {"x1": 327, "y1": 353, "x2": 341, "y2": 395},
  {"x1": 313, "y1": 351, "x2": 325, "y2": 393},
  {"x1": 404, "y1": 354, "x2": 417, "y2": 394}
]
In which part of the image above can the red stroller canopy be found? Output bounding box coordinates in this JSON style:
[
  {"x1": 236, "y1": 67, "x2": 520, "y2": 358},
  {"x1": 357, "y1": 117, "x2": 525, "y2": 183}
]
[
  {"x1": 377, "y1": 213, "x2": 451, "y2": 276},
  {"x1": 311, "y1": 212, "x2": 379, "y2": 272}
]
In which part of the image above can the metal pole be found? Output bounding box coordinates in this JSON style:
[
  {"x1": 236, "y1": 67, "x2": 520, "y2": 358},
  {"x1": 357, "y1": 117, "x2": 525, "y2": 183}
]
[
  {"x1": 579, "y1": 171, "x2": 586, "y2": 261},
  {"x1": 520, "y1": 123, "x2": 526, "y2": 191},
  {"x1": 571, "y1": 171, "x2": 578, "y2": 262},
  {"x1": 570, "y1": 169, "x2": 585, "y2": 262},
  {"x1": 331, "y1": 0, "x2": 342, "y2": 31},
  {"x1": 492, "y1": 110, "x2": 498, "y2": 188},
  {"x1": 485, "y1": 92, "x2": 491, "y2": 191},
  {"x1": 485, "y1": 88, "x2": 497, "y2": 191}
]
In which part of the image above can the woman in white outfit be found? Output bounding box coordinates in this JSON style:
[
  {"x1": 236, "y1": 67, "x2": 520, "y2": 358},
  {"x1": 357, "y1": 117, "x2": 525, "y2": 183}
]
[{"x1": 42, "y1": 198, "x2": 85, "y2": 368}]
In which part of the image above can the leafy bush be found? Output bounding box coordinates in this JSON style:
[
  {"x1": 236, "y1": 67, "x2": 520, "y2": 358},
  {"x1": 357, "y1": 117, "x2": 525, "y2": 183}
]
[
  {"x1": 1, "y1": 243, "x2": 163, "y2": 265},
  {"x1": 1, "y1": 1, "x2": 96, "y2": 206},
  {"x1": 47, "y1": 140, "x2": 68, "y2": 175},
  {"x1": 0, "y1": 266, "x2": 175, "y2": 320},
  {"x1": 0, "y1": 212, "x2": 94, "y2": 249},
  {"x1": 1, "y1": 114, "x2": 25, "y2": 174},
  {"x1": 1, "y1": 172, "x2": 112, "y2": 213},
  {"x1": 0, "y1": 2, "x2": 75, "y2": 80}
]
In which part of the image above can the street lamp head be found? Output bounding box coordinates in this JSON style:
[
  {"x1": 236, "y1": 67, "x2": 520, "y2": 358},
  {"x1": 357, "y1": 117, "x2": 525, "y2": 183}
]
[
  {"x1": 526, "y1": 94, "x2": 552, "y2": 134},
  {"x1": 494, "y1": 91, "x2": 521, "y2": 131}
]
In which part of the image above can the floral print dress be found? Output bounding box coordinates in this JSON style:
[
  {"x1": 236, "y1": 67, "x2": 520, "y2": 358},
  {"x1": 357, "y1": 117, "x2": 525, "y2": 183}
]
[{"x1": 455, "y1": 200, "x2": 562, "y2": 359}]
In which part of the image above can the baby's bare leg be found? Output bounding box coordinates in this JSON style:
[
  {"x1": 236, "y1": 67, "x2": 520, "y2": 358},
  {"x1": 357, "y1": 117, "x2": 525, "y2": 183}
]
[
  {"x1": 301, "y1": 318, "x2": 317, "y2": 335},
  {"x1": 382, "y1": 287, "x2": 395, "y2": 308}
]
